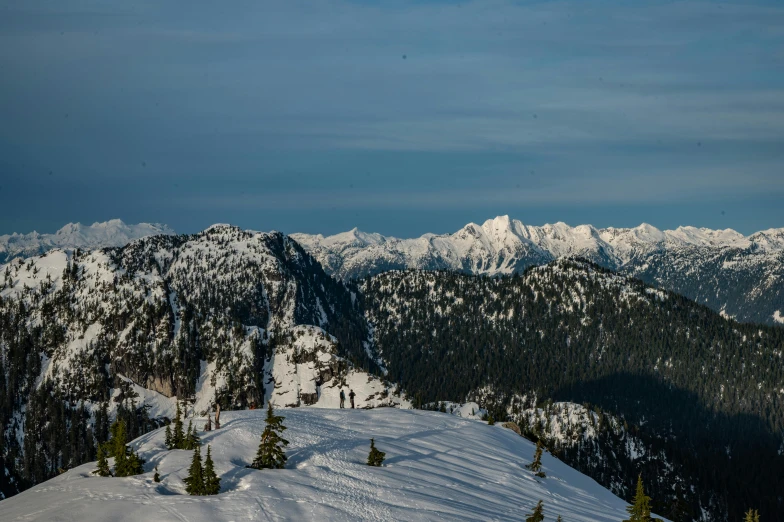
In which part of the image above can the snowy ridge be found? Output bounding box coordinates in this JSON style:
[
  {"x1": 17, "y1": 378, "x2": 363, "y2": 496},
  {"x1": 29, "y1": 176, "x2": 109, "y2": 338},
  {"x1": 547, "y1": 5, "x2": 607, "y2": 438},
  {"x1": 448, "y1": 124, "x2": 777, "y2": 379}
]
[
  {"x1": 0, "y1": 219, "x2": 174, "y2": 264},
  {"x1": 0, "y1": 224, "x2": 392, "y2": 452},
  {"x1": 362, "y1": 258, "x2": 669, "y2": 332},
  {"x1": 293, "y1": 215, "x2": 784, "y2": 280},
  {"x1": 294, "y1": 215, "x2": 784, "y2": 325},
  {"x1": 0, "y1": 408, "x2": 665, "y2": 521}
]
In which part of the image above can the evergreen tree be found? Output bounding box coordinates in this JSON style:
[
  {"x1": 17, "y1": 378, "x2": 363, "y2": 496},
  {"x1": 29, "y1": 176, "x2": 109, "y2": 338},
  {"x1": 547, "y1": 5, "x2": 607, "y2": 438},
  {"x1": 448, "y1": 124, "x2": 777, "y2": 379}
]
[
  {"x1": 153, "y1": 466, "x2": 161, "y2": 483},
  {"x1": 526, "y1": 441, "x2": 546, "y2": 477},
  {"x1": 184, "y1": 446, "x2": 204, "y2": 495},
  {"x1": 744, "y1": 509, "x2": 760, "y2": 522},
  {"x1": 93, "y1": 444, "x2": 111, "y2": 477},
  {"x1": 250, "y1": 403, "x2": 289, "y2": 470},
  {"x1": 108, "y1": 419, "x2": 127, "y2": 459},
  {"x1": 367, "y1": 438, "x2": 386, "y2": 467},
  {"x1": 525, "y1": 500, "x2": 545, "y2": 522},
  {"x1": 191, "y1": 420, "x2": 201, "y2": 449},
  {"x1": 624, "y1": 475, "x2": 653, "y2": 522},
  {"x1": 172, "y1": 401, "x2": 185, "y2": 449},
  {"x1": 95, "y1": 402, "x2": 110, "y2": 445},
  {"x1": 184, "y1": 420, "x2": 191, "y2": 449},
  {"x1": 184, "y1": 419, "x2": 200, "y2": 450},
  {"x1": 557, "y1": 516, "x2": 563, "y2": 522},
  {"x1": 108, "y1": 419, "x2": 145, "y2": 477},
  {"x1": 123, "y1": 450, "x2": 145, "y2": 477},
  {"x1": 203, "y1": 445, "x2": 220, "y2": 495},
  {"x1": 164, "y1": 424, "x2": 172, "y2": 449}
]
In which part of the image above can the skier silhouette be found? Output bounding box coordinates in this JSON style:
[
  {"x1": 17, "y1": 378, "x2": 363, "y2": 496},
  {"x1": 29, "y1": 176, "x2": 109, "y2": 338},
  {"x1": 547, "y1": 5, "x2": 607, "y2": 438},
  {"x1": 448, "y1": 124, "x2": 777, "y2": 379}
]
[
  {"x1": 339, "y1": 389, "x2": 346, "y2": 408},
  {"x1": 349, "y1": 389, "x2": 356, "y2": 409}
]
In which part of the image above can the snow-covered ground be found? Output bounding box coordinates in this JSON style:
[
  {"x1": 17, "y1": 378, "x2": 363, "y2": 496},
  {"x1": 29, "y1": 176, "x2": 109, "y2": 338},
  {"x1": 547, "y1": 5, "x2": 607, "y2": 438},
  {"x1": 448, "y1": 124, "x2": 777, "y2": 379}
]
[{"x1": 0, "y1": 408, "x2": 660, "y2": 521}]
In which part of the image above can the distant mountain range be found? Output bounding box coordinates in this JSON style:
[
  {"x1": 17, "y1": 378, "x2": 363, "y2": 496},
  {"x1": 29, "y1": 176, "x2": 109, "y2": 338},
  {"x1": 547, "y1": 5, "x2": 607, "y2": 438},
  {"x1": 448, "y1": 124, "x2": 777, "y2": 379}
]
[
  {"x1": 2, "y1": 217, "x2": 782, "y2": 325},
  {"x1": 0, "y1": 219, "x2": 174, "y2": 264},
  {"x1": 293, "y1": 215, "x2": 784, "y2": 325}
]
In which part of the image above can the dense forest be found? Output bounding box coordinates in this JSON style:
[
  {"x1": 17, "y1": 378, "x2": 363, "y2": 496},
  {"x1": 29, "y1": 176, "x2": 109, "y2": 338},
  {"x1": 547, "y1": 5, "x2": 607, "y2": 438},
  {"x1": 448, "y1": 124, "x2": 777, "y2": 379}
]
[
  {"x1": 361, "y1": 259, "x2": 784, "y2": 520},
  {"x1": 1, "y1": 231, "x2": 783, "y2": 520}
]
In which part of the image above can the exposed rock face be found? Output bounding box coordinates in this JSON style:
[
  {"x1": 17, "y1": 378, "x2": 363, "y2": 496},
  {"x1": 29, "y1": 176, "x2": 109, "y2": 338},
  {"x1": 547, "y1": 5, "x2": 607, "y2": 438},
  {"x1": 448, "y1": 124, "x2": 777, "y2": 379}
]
[
  {"x1": 145, "y1": 375, "x2": 176, "y2": 398},
  {"x1": 502, "y1": 422, "x2": 522, "y2": 436}
]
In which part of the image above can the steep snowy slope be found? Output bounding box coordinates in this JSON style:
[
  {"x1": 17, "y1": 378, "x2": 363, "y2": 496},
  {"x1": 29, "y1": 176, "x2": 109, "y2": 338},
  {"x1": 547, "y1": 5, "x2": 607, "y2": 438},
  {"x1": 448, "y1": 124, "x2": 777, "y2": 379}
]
[
  {"x1": 0, "y1": 408, "x2": 662, "y2": 522},
  {"x1": 441, "y1": 399, "x2": 684, "y2": 508},
  {"x1": 0, "y1": 219, "x2": 174, "y2": 263},
  {"x1": 0, "y1": 224, "x2": 402, "y2": 498},
  {"x1": 293, "y1": 216, "x2": 784, "y2": 324},
  {"x1": 0, "y1": 225, "x2": 378, "y2": 408}
]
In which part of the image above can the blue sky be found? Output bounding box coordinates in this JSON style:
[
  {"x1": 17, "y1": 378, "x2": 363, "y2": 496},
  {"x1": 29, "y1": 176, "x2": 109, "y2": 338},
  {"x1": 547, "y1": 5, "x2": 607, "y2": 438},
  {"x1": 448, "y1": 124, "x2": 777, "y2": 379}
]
[{"x1": 1, "y1": 0, "x2": 782, "y2": 237}]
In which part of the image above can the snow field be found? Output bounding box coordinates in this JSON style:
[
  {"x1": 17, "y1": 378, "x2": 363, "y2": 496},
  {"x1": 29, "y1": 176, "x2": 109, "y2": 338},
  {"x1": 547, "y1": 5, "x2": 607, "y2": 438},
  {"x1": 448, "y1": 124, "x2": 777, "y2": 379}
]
[{"x1": 0, "y1": 407, "x2": 659, "y2": 521}]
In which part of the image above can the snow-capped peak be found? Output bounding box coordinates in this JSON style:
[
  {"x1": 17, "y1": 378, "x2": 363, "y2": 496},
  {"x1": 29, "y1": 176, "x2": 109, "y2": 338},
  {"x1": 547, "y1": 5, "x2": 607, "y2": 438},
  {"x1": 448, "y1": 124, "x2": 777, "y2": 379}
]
[
  {"x1": 0, "y1": 219, "x2": 175, "y2": 264},
  {"x1": 292, "y1": 216, "x2": 783, "y2": 281}
]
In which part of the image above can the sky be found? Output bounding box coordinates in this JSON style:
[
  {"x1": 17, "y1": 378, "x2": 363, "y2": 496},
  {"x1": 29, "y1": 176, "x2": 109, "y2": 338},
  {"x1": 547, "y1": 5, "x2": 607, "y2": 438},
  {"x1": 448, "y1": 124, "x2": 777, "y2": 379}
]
[{"x1": 0, "y1": 0, "x2": 783, "y2": 237}]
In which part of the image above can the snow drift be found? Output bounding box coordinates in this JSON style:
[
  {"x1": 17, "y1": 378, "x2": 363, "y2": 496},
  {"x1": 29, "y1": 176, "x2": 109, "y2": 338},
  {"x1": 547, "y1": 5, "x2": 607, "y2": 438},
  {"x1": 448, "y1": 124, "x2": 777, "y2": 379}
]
[{"x1": 0, "y1": 407, "x2": 661, "y2": 521}]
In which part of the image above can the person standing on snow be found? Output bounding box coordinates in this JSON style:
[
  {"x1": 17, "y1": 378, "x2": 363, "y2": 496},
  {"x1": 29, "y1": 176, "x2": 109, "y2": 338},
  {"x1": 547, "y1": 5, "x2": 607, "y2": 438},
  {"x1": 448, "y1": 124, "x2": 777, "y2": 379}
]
[
  {"x1": 349, "y1": 389, "x2": 356, "y2": 409},
  {"x1": 339, "y1": 389, "x2": 346, "y2": 408}
]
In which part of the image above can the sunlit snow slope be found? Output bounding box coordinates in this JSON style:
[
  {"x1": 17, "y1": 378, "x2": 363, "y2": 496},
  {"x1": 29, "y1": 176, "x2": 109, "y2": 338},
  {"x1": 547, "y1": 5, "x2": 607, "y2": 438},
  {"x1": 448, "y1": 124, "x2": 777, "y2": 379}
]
[{"x1": 0, "y1": 408, "x2": 659, "y2": 522}]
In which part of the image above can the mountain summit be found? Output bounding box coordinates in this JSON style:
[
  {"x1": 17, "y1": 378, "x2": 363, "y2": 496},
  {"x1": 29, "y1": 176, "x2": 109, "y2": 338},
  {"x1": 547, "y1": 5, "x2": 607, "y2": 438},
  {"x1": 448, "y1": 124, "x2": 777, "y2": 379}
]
[
  {"x1": 0, "y1": 219, "x2": 175, "y2": 263},
  {"x1": 292, "y1": 216, "x2": 784, "y2": 325}
]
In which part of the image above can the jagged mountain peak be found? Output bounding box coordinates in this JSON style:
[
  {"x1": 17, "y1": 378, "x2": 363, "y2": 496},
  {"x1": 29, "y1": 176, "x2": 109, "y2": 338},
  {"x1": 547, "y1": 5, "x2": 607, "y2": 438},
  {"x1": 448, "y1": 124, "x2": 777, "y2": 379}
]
[
  {"x1": 293, "y1": 216, "x2": 784, "y2": 325},
  {"x1": 0, "y1": 219, "x2": 175, "y2": 264}
]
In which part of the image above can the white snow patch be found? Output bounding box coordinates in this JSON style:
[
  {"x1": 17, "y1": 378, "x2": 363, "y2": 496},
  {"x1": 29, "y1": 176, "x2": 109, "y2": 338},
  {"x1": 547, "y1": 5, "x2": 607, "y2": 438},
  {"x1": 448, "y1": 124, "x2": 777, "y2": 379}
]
[{"x1": 0, "y1": 408, "x2": 666, "y2": 521}]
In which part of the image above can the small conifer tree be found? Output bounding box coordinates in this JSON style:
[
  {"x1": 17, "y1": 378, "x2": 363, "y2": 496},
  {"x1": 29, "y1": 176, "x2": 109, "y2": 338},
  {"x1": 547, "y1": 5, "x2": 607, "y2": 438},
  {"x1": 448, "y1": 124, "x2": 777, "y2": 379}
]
[
  {"x1": 367, "y1": 438, "x2": 386, "y2": 467},
  {"x1": 184, "y1": 419, "x2": 200, "y2": 450},
  {"x1": 185, "y1": 420, "x2": 193, "y2": 449},
  {"x1": 122, "y1": 451, "x2": 145, "y2": 477},
  {"x1": 250, "y1": 402, "x2": 289, "y2": 470},
  {"x1": 153, "y1": 466, "x2": 161, "y2": 483},
  {"x1": 623, "y1": 475, "x2": 653, "y2": 522},
  {"x1": 203, "y1": 445, "x2": 221, "y2": 495},
  {"x1": 173, "y1": 401, "x2": 185, "y2": 449},
  {"x1": 109, "y1": 420, "x2": 145, "y2": 477},
  {"x1": 164, "y1": 424, "x2": 172, "y2": 449},
  {"x1": 108, "y1": 419, "x2": 127, "y2": 458},
  {"x1": 184, "y1": 446, "x2": 204, "y2": 495},
  {"x1": 526, "y1": 441, "x2": 545, "y2": 477},
  {"x1": 743, "y1": 509, "x2": 760, "y2": 522},
  {"x1": 93, "y1": 444, "x2": 111, "y2": 477},
  {"x1": 556, "y1": 516, "x2": 563, "y2": 522},
  {"x1": 525, "y1": 500, "x2": 545, "y2": 522}
]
